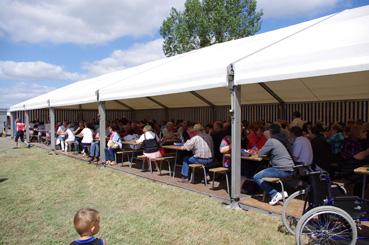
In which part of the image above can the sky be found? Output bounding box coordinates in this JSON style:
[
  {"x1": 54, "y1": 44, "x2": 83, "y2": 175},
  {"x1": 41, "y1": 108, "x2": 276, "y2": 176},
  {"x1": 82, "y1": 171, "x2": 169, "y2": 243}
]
[{"x1": 0, "y1": 0, "x2": 368, "y2": 109}]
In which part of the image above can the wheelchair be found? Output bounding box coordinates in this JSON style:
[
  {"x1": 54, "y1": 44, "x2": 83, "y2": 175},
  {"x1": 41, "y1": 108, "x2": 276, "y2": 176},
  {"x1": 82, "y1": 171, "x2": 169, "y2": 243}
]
[{"x1": 280, "y1": 166, "x2": 369, "y2": 244}]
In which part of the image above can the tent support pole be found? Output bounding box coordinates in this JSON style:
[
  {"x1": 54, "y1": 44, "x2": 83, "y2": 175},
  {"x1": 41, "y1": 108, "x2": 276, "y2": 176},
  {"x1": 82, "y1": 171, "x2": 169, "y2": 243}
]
[
  {"x1": 98, "y1": 101, "x2": 106, "y2": 162},
  {"x1": 25, "y1": 110, "x2": 30, "y2": 142},
  {"x1": 49, "y1": 107, "x2": 56, "y2": 151},
  {"x1": 228, "y1": 64, "x2": 241, "y2": 208},
  {"x1": 10, "y1": 112, "x2": 15, "y2": 139}
]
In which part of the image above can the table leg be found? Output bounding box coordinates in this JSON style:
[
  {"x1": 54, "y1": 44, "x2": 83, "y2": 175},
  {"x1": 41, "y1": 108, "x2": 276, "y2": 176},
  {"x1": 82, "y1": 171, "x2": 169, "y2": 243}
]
[
  {"x1": 172, "y1": 151, "x2": 178, "y2": 178},
  {"x1": 362, "y1": 175, "x2": 367, "y2": 199}
]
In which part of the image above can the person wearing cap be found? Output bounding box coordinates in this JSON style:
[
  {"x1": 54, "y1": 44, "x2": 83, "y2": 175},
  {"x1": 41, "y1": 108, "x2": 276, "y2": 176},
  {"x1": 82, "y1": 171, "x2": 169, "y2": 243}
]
[
  {"x1": 179, "y1": 124, "x2": 214, "y2": 182},
  {"x1": 136, "y1": 124, "x2": 162, "y2": 159}
]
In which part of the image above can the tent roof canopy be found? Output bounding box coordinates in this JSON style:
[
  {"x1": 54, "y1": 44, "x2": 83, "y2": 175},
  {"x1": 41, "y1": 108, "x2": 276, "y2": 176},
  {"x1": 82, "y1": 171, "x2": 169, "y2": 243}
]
[{"x1": 9, "y1": 5, "x2": 369, "y2": 112}]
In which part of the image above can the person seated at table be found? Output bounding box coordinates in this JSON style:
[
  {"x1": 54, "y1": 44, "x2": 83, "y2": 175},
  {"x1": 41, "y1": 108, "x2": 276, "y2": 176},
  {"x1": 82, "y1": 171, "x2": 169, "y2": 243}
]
[
  {"x1": 336, "y1": 123, "x2": 368, "y2": 194},
  {"x1": 339, "y1": 123, "x2": 365, "y2": 173},
  {"x1": 308, "y1": 125, "x2": 333, "y2": 173},
  {"x1": 56, "y1": 121, "x2": 68, "y2": 151},
  {"x1": 73, "y1": 121, "x2": 85, "y2": 153},
  {"x1": 211, "y1": 121, "x2": 226, "y2": 163},
  {"x1": 290, "y1": 126, "x2": 313, "y2": 166},
  {"x1": 123, "y1": 129, "x2": 141, "y2": 150},
  {"x1": 289, "y1": 111, "x2": 304, "y2": 129},
  {"x1": 326, "y1": 123, "x2": 345, "y2": 162},
  {"x1": 219, "y1": 127, "x2": 249, "y2": 192},
  {"x1": 247, "y1": 123, "x2": 267, "y2": 150},
  {"x1": 64, "y1": 123, "x2": 76, "y2": 152},
  {"x1": 37, "y1": 122, "x2": 46, "y2": 142},
  {"x1": 179, "y1": 124, "x2": 214, "y2": 182},
  {"x1": 161, "y1": 121, "x2": 178, "y2": 144},
  {"x1": 77, "y1": 123, "x2": 94, "y2": 156},
  {"x1": 104, "y1": 125, "x2": 122, "y2": 166},
  {"x1": 253, "y1": 124, "x2": 294, "y2": 206},
  {"x1": 89, "y1": 127, "x2": 100, "y2": 163},
  {"x1": 136, "y1": 125, "x2": 162, "y2": 168},
  {"x1": 177, "y1": 121, "x2": 191, "y2": 142}
]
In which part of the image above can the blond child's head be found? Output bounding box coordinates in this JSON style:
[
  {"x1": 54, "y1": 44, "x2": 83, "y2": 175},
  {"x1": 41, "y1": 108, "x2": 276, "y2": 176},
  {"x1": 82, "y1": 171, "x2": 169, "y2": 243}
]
[{"x1": 73, "y1": 208, "x2": 100, "y2": 237}]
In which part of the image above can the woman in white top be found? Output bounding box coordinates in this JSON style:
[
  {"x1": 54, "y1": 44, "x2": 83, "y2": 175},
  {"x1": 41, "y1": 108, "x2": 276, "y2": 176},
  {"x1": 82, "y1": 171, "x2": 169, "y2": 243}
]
[
  {"x1": 77, "y1": 123, "x2": 94, "y2": 156},
  {"x1": 64, "y1": 123, "x2": 76, "y2": 152},
  {"x1": 56, "y1": 121, "x2": 67, "y2": 151},
  {"x1": 137, "y1": 125, "x2": 162, "y2": 159}
]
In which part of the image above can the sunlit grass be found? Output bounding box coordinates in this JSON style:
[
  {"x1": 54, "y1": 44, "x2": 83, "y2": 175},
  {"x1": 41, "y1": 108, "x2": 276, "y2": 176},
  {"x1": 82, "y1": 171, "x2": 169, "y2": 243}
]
[{"x1": 0, "y1": 138, "x2": 293, "y2": 245}]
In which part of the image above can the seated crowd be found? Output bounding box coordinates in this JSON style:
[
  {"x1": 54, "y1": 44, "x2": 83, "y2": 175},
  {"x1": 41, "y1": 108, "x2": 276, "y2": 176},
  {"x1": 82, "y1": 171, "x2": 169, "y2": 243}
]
[{"x1": 27, "y1": 111, "x2": 369, "y2": 205}]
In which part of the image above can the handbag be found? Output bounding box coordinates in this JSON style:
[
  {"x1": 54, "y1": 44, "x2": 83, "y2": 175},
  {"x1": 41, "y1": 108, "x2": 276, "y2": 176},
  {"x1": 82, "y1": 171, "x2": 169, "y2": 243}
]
[{"x1": 107, "y1": 139, "x2": 120, "y2": 149}]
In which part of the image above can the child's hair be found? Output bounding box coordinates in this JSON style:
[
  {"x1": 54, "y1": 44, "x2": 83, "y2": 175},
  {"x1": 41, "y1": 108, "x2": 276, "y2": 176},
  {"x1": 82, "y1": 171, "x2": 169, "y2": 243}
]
[{"x1": 73, "y1": 208, "x2": 100, "y2": 236}]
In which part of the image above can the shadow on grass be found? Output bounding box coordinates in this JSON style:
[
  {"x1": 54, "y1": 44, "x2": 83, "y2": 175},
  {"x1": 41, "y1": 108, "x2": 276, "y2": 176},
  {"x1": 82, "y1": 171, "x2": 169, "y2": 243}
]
[{"x1": 0, "y1": 177, "x2": 8, "y2": 183}]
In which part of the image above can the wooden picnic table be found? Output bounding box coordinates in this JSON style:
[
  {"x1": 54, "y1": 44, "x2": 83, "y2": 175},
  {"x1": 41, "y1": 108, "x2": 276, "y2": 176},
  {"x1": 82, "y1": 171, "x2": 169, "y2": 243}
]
[
  {"x1": 161, "y1": 144, "x2": 188, "y2": 178},
  {"x1": 161, "y1": 145, "x2": 184, "y2": 151},
  {"x1": 224, "y1": 153, "x2": 267, "y2": 162},
  {"x1": 122, "y1": 140, "x2": 142, "y2": 145},
  {"x1": 354, "y1": 165, "x2": 369, "y2": 199}
]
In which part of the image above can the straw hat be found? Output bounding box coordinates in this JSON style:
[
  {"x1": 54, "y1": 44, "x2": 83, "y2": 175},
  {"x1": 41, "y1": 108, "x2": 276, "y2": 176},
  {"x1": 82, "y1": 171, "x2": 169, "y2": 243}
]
[
  {"x1": 193, "y1": 123, "x2": 204, "y2": 132},
  {"x1": 143, "y1": 125, "x2": 153, "y2": 132}
]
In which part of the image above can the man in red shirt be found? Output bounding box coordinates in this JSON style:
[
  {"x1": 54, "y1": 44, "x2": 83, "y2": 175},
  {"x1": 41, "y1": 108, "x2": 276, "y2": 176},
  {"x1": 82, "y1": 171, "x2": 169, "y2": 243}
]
[{"x1": 15, "y1": 119, "x2": 31, "y2": 148}]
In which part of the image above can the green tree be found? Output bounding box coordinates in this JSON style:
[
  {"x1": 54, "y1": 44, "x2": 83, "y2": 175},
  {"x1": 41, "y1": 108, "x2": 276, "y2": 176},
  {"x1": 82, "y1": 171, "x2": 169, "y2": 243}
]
[{"x1": 160, "y1": 0, "x2": 263, "y2": 57}]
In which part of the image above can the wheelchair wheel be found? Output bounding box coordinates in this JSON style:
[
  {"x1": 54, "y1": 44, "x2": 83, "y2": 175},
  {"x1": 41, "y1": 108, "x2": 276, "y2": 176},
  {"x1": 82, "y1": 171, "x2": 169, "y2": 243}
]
[
  {"x1": 281, "y1": 189, "x2": 306, "y2": 235},
  {"x1": 295, "y1": 206, "x2": 357, "y2": 245}
]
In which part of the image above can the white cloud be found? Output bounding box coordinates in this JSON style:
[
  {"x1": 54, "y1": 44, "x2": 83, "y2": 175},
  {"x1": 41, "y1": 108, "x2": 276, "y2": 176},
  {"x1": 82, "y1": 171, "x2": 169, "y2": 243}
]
[
  {"x1": 0, "y1": 0, "x2": 185, "y2": 44},
  {"x1": 0, "y1": 61, "x2": 82, "y2": 81},
  {"x1": 82, "y1": 39, "x2": 165, "y2": 76},
  {"x1": 0, "y1": 82, "x2": 55, "y2": 108},
  {"x1": 258, "y1": 0, "x2": 341, "y2": 19}
]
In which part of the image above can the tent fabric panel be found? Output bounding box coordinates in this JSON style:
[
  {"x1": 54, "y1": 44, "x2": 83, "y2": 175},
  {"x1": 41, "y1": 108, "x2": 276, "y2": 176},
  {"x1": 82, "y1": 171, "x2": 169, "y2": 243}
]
[
  {"x1": 121, "y1": 98, "x2": 163, "y2": 110},
  {"x1": 234, "y1": 5, "x2": 369, "y2": 92},
  {"x1": 241, "y1": 83, "x2": 278, "y2": 104},
  {"x1": 99, "y1": 15, "x2": 328, "y2": 102},
  {"x1": 151, "y1": 92, "x2": 208, "y2": 108},
  {"x1": 265, "y1": 71, "x2": 369, "y2": 102},
  {"x1": 196, "y1": 88, "x2": 230, "y2": 106},
  {"x1": 105, "y1": 101, "x2": 131, "y2": 110}
]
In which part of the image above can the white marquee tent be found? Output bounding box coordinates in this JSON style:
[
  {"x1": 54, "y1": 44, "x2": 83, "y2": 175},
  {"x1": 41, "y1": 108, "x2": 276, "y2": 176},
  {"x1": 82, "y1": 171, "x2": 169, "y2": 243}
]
[{"x1": 9, "y1": 5, "x2": 369, "y2": 203}]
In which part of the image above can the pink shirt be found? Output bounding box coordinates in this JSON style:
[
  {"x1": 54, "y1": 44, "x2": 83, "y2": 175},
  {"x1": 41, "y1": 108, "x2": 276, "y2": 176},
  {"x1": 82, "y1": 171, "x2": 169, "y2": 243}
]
[{"x1": 16, "y1": 122, "x2": 26, "y2": 132}]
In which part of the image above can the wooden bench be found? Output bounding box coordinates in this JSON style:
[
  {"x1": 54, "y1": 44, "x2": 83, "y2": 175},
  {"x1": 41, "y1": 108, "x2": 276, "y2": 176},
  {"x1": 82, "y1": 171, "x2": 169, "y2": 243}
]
[
  {"x1": 262, "y1": 177, "x2": 288, "y2": 203},
  {"x1": 189, "y1": 164, "x2": 208, "y2": 185},
  {"x1": 115, "y1": 149, "x2": 135, "y2": 166},
  {"x1": 209, "y1": 167, "x2": 229, "y2": 193},
  {"x1": 137, "y1": 155, "x2": 175, "y2": 175}
]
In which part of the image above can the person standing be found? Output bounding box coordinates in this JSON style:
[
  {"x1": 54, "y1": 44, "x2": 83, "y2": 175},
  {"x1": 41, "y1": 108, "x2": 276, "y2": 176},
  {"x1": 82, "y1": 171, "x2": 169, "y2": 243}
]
[{"x1": 14, "y1": 119, "x2": 31, "y2": 148}]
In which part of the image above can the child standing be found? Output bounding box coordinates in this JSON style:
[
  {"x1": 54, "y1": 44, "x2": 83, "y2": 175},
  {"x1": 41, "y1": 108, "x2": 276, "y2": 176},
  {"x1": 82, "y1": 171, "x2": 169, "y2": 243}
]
[
  {"x1": 14, "y1": 119, "x2": 31, "y2": 148},
  {"x1": 70, "y1": 208, "x2": 107, "y2": 245}
]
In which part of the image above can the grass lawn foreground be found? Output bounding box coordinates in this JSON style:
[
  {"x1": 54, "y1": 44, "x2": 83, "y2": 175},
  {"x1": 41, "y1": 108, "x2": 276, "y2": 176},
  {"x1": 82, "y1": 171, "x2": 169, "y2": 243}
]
[{"x1": 0, "y1": 138, "x2": 293, "y2": 244}]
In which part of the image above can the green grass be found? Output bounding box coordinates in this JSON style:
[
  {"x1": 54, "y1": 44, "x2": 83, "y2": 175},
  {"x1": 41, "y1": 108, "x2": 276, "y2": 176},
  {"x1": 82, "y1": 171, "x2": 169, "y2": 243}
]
[{"x1": 0, "y1": 138, "x2": 293, "y2": 244}]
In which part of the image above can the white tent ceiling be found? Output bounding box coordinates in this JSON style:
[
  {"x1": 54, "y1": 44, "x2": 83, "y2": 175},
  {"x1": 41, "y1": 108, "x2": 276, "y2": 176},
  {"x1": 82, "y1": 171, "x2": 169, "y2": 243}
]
[{"x1": 9, "y1": 5, "x2": 369, "y2": 112}]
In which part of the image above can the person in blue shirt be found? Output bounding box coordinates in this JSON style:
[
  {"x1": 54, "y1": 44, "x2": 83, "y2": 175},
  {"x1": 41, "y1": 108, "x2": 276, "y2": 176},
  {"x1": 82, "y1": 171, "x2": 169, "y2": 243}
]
[
  {"x1": 290, "y1": 126, "x2": 313, "y2": 166},
  {"x1": 70, "y1": 208, "x2": 107, "y2": 245}
]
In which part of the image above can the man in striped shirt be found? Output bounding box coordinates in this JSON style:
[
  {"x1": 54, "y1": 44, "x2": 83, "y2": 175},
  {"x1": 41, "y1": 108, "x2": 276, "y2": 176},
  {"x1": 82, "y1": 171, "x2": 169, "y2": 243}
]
[{"x1": 180, "y1": 124, "x2": 214, "y2": 182}]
